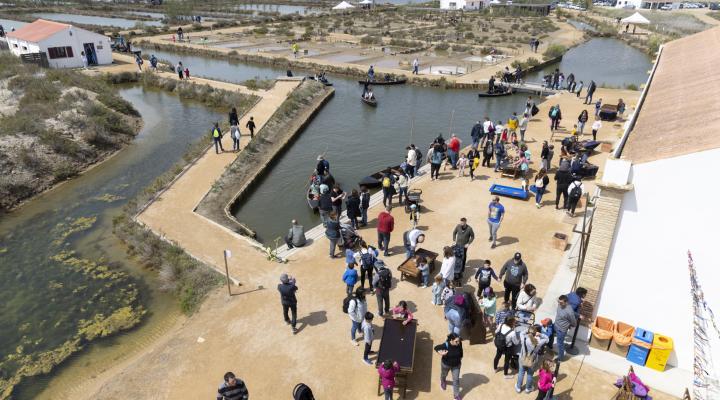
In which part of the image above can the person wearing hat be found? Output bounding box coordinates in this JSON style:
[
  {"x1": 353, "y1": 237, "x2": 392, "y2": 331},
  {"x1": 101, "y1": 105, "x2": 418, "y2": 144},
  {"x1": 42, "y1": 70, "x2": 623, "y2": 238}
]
[
  {"x1": 499, "y1": 253, "x2": 529, "y2": 309},
  {"x1": 277, "y1": 273, "x2": 299, "y2": 334}
]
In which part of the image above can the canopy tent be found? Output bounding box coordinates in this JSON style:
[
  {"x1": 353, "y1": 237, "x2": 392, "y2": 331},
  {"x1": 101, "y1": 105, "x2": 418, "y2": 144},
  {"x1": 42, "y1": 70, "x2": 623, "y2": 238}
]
[
  {"x1": 332, "y1": 1, "x2": 355, "y2": 9},
  {"x1": 621, "y1": 12, "x2": 650, "y2": 25},
  {"x1": 359, "y1": 0, "x2": 373, "y2": 4}
]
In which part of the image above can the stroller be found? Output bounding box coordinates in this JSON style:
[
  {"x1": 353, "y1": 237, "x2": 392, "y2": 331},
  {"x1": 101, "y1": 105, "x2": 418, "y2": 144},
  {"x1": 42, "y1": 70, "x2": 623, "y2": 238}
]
[
  {"x1": 404, "y1": 188, "x2": 422, "y2": 213},
  {"x1": 339, "y1": 222, "x2": 362, "y2": 250}
]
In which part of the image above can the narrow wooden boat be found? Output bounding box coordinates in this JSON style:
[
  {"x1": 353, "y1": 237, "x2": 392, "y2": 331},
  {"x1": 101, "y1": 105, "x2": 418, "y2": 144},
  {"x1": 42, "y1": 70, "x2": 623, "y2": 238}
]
[
  {"x1": 307, "y1": 187, "x2": 319, "y2": 212},
  {"x1": 358, "y1": 78, "x2": 407, "y2": 85},
  {"x1": 478, "y1": 89, "x2": 513, "y2": 98},
  {"x1": 358, "y1": 165, "x2": 402, "y2": 188},
  {"x1": 361, "y1": 96, "x2": 378, "y2": 107}
]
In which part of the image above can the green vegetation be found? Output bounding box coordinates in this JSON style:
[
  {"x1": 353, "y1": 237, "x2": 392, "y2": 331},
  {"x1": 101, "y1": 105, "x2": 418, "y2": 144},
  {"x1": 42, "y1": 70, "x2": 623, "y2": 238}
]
[
  {"x1": 543, "y1": 43, "x2": 567, "y2": 60},
  {"x1": 243, "y1": 77, "x2": 275, "y2": 91}
]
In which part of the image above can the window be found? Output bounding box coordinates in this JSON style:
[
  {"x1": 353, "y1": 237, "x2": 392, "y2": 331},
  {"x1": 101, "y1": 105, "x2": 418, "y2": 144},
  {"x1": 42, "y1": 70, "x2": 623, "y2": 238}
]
[
  {"x1": 22, "y1": 46, "x2": 27, "y2": 51},
  {"x1": 13, "y1": 43, "x2": 18, "y2": 48},
  {"x1": 47, "y1": 46, "x2": 74, "y2": 59}
]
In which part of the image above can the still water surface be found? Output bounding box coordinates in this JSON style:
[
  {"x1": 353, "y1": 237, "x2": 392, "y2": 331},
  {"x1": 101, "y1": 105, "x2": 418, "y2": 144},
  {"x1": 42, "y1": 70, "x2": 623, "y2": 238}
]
[{"x1": 33, "y1": 13, "x2": 164, "y2": 28}]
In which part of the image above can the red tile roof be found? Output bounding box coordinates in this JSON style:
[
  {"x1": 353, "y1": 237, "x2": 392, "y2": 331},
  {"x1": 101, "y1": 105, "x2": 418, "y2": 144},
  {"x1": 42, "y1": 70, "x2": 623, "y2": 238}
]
[{"x1": 6, "y1": 19, "x2": 71, "y2": 43}]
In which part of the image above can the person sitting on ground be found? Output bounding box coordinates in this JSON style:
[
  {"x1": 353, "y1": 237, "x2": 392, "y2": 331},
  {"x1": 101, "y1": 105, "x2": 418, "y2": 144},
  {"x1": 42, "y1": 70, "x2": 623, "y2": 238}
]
[
  {"x1": 284, "y1": 219, "x2": 306, "y2": 249},
  {"x1": 391, "y1": 300, "x2": 414, "y2": 325}
]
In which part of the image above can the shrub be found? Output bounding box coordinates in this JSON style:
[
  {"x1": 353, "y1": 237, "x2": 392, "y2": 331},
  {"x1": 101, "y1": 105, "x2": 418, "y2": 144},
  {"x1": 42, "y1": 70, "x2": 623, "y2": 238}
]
[
  {"x1": 97, "y1": 92, "x2": 140, "y2": 117},
  {"x1": 360, "y1": 35, "x2": 382, "y2": 45},
  {"x1": 542, "y1": 44, "x2": 567, "y2": 60},
  {"x1": 253, "y1": 26, "x2": 269, "y2": 35},
  {"x1": 434, "y1": 42, "x2": 450, "y2": 51}
]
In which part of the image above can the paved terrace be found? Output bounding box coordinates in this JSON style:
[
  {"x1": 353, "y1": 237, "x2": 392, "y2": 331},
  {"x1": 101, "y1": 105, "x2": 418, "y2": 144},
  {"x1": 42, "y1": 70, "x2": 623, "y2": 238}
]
[{"x1": 75, "y1": 82, "x2": 677, "y2": 399}]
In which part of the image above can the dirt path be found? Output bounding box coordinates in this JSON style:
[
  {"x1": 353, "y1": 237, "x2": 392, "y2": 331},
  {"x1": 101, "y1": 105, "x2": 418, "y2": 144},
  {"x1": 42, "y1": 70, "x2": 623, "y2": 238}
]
[{"x1": 84, "y1": 85, "x2": 678, "y2": 400}]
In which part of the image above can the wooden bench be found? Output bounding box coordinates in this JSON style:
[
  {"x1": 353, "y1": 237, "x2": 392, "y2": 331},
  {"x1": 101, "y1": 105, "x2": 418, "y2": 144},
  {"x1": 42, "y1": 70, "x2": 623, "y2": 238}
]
[{"x1": 398, "y1": 248, "x2": 438, "y2": 285}]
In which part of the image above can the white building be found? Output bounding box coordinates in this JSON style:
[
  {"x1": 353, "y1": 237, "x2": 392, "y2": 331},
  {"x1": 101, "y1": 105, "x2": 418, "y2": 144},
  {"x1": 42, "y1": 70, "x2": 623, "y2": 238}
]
[
  {"x1": 574, "y1": 26, "x2": 720, "y2": 397},
  {"x1": 439, "y1": 0, "x2": 487, "y2": 10},
  {"x1": 5, "y1": 19, "x2": 112, "y2": 69},
  {"x1": 615, "y1": 0, "x2": 680, "y2": 9}
]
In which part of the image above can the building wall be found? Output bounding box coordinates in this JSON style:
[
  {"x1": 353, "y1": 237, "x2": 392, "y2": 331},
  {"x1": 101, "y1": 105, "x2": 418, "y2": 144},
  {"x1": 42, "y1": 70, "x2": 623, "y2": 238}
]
[
  {"x1": 440, "y1": 0, "x2": 466, "y2": 9},
  {"x1": 597, "y1": 147, "x2": 720, "y2": 372},
  {"x1": 615, "y1": 0, "x2": 642, "y2": 8},
  {"x1": 7, "y1": 27, "x2": 111, "y2": 69}
]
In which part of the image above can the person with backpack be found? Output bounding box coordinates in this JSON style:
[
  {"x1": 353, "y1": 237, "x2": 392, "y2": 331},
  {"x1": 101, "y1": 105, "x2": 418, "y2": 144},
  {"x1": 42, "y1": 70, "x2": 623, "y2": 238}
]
[
  {"x1": 452, "y1": 217, "x2": 475, "y2": 270},
  {"x1": 372, "y1": 260, "x2": 392, "y2": 316},
  {"x1": 444, "y1": 293, "x2": 466, "y2": 336},
  {"x1": 566, "y1": 177, "x2": 585, "y2": 217},
  {"x1": 406, "y1": 146, "x2": 417, "y2": 178},
  {"x1": 482, "y1": 117, "x2": 495, "y2": 147},
  {"x1": 342, "y1": 263, "x2": 359, "y2": 296},
  {"x1": 412, "y1": 144, "x2": 423, "y2": 170},
  {"x1": 494, "y1": 316, "x2": 519, "y2": 378},
  {"x1": 362, "y1": 311, "x2": 375, "y2": 365},
  {"x1": 434, "y1": 333, "x2": 464, "y2": 400},
  {"x1": 480, "y1": 139, "x2": 493, "y2": 169},
  {"x1": 516, "y1": 325, "x2": 549, "y2": 393},
  {"x1": 381, "y1": 168, "x2": 396, "y2": 207},
  {"x1": 359, "y1": 186, "x2": 371, "y2": 227},
  {"x1": 493, "y1": 141, "x2": 506, "y2": 173},
  {"x1": 345, "y1": 189, "x2": 361, "y2": 229},
  {"x1": 499, "y1": 252, "x2": 529, "y2": 309},
  {"x1": 217, "y1": 371, "x2": 249, "y2": 400},
  {"x1": 377, "y1": 206, "x2": 394, "y2": 257},
  {"x1": 277, "y1": 273, "x2": 299, "y2": 334},
  {"x1": 347, "y1": 287, "x2": 368, "y2": 346},
  {"x1": 325, "y1": 212, "x2": 341, "y2": 258},
  {"x1": 358, "y1": 241, "x2": 379, "y2": 291},
  {"x1": 403, "y1": 228, "x2": 425, "y2": 260},
  {"x1": 427, "y1": 143, "x2": 444, "y2": 181},
  {"x1": 549, "y1": 104, "x2": 562, "y2": 131},
  {"x1": 211, "y1": 122, "x2": 224, "y2": 154},
  {"x1": 533, "y1": 169, "x2": 550, "y2": 209},
  {"x1": 378, "y1": 360, "x2": 400, "y2": 400}
]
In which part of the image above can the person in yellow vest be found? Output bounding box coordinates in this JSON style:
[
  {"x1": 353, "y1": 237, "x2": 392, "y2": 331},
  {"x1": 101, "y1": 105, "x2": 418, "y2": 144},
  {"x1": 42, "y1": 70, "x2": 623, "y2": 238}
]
[
  {"x1": 291, "y1": 43, "x2": 299, "y2": 58},
  {"x1": 211, "y1": 122, "x2": 224, "y2": 154},
  {"x1": 507, "y1": 112, "x2": 519, "y2": 137}
]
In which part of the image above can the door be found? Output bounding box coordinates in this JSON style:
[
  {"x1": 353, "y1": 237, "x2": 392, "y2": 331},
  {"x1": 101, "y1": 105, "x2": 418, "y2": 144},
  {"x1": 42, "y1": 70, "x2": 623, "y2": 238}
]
[{"x1": 83, "y1": 43, "x2": 97, "y2": 65}]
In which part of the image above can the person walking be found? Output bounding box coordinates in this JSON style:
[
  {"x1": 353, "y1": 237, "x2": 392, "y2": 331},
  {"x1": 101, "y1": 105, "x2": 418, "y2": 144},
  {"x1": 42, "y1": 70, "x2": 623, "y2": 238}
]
[
  {"x1": 540, "y1": 141, "x2": 550, "y2": 172},
  {"x1": 217, "y1": 372, "x2": 249, "y2": 400},
  {"x1": 284, "y1": 219, "x2": 306, "y2": 249},
  {"x1": 554, "y1": 163, "x2": 571, "y2": 210},
  {"x1": 245, "y1": 116, "x2": 256, "y2": 139},
  {"x1": 412, "y1": 58, "x2": 419, "y2": 74},
  {"x1": 481, "y1": 139, "x2": 494, "y2": 169},
  {"x1": 554, "y1": 295, "x2": 577, "y2": 361},
  {"x1": 533, "y1": 169, "x2": 550, "y2": 208},
  {"x1": 493, "y1": 141, "x2": 506, "y2": 173},
  {"x1": 406, "y1": 146, "x2": 417, "y2": 178},
  {"x1": 277, "y1": 273, "x2": 298, "y2": 334},
  {"x1": 343, "y1": 263, "x2": 359, "y2": 296},
  {"x1": 381, "y1": 168, "x2": 396, "y2": 207},
  {"x1": 516, "y1": 325, "x2": 549, "y2": 393},
  {"x1": 397, "y1": 171, "x2": 409, "y2": 205},
  {"x1": 348, "y1": 287, "x2": 368, "y2": 346},
  {"x1": 229, "y1": 107, "x2": 241, "y2": 152},
  {"x1": 470, "y1": 120, "x2": 483, "y2": 149},
  {"x1": 362, "y1": 311, "x2": 375, "y2": 365},
  {"x1": 359, "y1": 186, "x2": 371, "y2": 227},
  {"x1": 358, "y1": 241, "x2": 378, "y2": 291},
  {"x1": 372, "y1": 260, "x2": 392, "y2": 316},
  {"x1": 211, "y1": 122, "x2": 224, "y2": 154},
  {"x1": 487, "y1": 196, "x2": 505, "y2": 249},
  {"x1": 447, "y1": 134, "x2": 461, "y2": 169},
  {"x1": 499, "y1": 252, "x2": 529, "y2": 309},
  {"x1": 325, "y1": 213, "x2": 341, "y2": 258},
  {"x1": 494, "y1": 316, "x2": 519, "y2": 378},
  {"x1": 519, "y1": 113, "x2": 529, "y2": 143},
  {"x1": 566, "y1": 176, "x2": 585, "y2": 217},
  {"x1": 584, "y1": 80, "x2": 596, "y2": 104},
  {"x1": 452, "y1": 218, "x2": 475, "y2": 271},
  {"x1": 176, "y1": 62, "x2": 184, "y2": 79},
  {"x1": 403, "y1": 228, "x2": 425, "y2": 260},
  {"x1": 548, "y1": 104, "x2": 561, "y2": 131},
  {"x1": 377, "y1": 206, "x2": 394, "y2": 256},
  {"x1": 149, "y1": 54, "x2": 158, "y2": 71},
  {"x1": 346, "y1": 189, "x2": 361, "y2": 229},
  {"x1": 428, "y1": 143, "x2": 443, "y2": 180},
  {"x1": 467, "y1": 146, "x2": 481, "y2": 181},
  {"x1": 435, "y1": 333, "x2": 464, "y2": 400},
  {"x1": 577, "y1": 110, "x2": 589, "y2": 135},
  {"x1": 591, "y1": 118, "x2": 602, "y2": 141},
  {"x1": 378, "y1": 360, "x2": 400, "y2": 400}
]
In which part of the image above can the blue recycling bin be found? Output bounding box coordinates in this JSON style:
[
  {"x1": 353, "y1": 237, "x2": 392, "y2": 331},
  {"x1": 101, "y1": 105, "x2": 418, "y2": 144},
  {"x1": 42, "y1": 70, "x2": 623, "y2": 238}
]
[{"x1": 627, "y1": 327, "x2": 653, "y2": 366}]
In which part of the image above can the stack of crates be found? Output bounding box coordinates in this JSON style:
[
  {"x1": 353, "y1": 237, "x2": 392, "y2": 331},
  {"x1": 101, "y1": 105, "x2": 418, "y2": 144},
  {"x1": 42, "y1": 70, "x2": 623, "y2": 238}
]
[{"x1": 627, "y1": 327, "x2": 653, "y2": 366}]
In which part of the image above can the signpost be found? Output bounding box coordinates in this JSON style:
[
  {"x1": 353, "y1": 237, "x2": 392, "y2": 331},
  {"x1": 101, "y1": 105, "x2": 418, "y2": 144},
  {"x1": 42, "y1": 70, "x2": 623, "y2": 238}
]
[{"x1": 224, "y1": 249, "x2": 232, "y2": 296}]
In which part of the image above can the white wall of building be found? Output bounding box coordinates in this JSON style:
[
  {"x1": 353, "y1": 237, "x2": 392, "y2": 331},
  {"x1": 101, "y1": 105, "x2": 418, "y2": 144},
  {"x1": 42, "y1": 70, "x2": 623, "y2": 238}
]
[
  {"x1": 440, "y1": 0, "x2": 484, "y2": 10},
  {"x1": 7, "y1": 26, "x2": 111, "y2": 69},
  {"x1": 615, "y1": 0, "x2": 642, "y2": 8},
  {"x1": 597, "y1": 147, "x2": 720, "y2": 373}
]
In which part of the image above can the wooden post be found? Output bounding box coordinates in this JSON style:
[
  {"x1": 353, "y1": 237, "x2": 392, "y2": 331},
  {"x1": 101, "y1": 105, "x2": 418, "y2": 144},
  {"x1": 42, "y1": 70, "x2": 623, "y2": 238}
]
[{"x1": 224, "y1": 250, "x2": 232, "y2": 296}]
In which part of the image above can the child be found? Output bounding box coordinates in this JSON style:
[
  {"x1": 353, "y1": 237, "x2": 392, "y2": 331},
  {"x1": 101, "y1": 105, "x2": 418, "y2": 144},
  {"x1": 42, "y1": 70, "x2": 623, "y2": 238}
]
[
  {"x1": 595, "y1": 98, "x2": 602, "y2": 117},
  {"x1": 362, "y1": 312, "x2": 375, "y2": 365},
  {"x1": 480, "y1": 287, "x2": 497, "y2": 328},
  {"x1": 391, "y1": 300, "x2": 414, "y2": 325},
  {"x1": 409, "y1": 204, "x2": 419, "y2": 229},
  {"x1": 539, "y1": 318, "x2": 555, "y2": 354},
  {"x1": 571, "y1": 124, "x2": 579, "y2": 137},
  {"x1": 346, "y1": 246, "x2": 357, "y2": 268},
  {"x1": 184, "y1": 67, "x2": 190, "y2": 80},
  {"x1": 474, "y1": 259, "x2": 499, "y2": 297},
  {"x1": 441, "y1": 281, "x2": 455, "y2": 305},
  {"x1": 342, "y1": 263, "x2": 359, "y2": 296},
  {"x1": 536, "y1": 359, "x2": 556, "y2": 400},
  {"x1": 378, "y1": 359, "x2": 400, "y2": 400},
  {"x1": 591, "y1": 118, "x2": 602, "y2": 141},
  {"x1": 457, "y1": 153, "x2": 468, "y2": 177},
  {"x1": 495, "y1": 301, "x2": 512, "y2": 329},
  {"x1": 416, "y1": 256, "x2": 429, "y2": 288},
  {"x1": 431, "y1": 275, "x2": 443, "y2": 305}
]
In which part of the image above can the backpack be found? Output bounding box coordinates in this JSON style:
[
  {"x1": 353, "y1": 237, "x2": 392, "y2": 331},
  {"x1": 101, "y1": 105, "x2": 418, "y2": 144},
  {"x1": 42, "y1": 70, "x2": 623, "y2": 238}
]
[
  {"x1": 551, "y1": 108, "x2": 558, "y2": 118},
  {"x1": 382, "y1": 176, "x2": 391, "y2": 188},
  {"x1": 488, "y1": 123, "x2": 495, "y2": 133},
  {"x1": 361, "y1": 251, "x2": 376, "y2": 271},
  {"x1": 342, "y1": 296, "x2": 355, "y2": 314},
  {"x1": 569, "y1": 183, "x2": 582, "y2": 200},
  {"x1": 494, "y1": 327, "x2": 508, "y2": 349},
  {"x1": 293, "y1": 383, "x2": 315, "y2": 400},
  {"x1": 378, "y1": 268, "x2": 392, "y2": 290}
]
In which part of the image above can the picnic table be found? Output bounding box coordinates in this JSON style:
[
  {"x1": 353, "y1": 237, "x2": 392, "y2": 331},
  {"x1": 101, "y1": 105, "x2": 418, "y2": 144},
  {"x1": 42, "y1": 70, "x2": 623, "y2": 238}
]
[
  {"x1": 376, "y1": 318, "x2": 417, "y2": 398},
  {"x1": 398, "y1": 248, "x2": 438, "y2": 285}
]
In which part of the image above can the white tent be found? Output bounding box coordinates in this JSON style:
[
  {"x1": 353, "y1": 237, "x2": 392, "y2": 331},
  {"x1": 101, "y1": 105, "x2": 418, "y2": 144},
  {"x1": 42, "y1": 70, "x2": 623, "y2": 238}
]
[
  {"x1": 359, "y1": 0, "x2": 373, "y2": 4},
  {"x1": 332, "y1": 1, "x2": 355, "y2": 9},
  {"x1": 621, "y1": 12, "x2": 650, "y2": 25}
]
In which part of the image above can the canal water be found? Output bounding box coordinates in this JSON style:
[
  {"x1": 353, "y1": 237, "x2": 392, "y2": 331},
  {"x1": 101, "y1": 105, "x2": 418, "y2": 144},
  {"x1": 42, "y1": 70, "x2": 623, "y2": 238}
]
[
  {"x1": 2, "y1": 86, "x2": 223, "y2": 399},
  {"x1": 32, "y1": 13, "x2": 164, "y2": 28},
  {"x1": 527, "y1": 38, "x2": 652, "y2": 88}
]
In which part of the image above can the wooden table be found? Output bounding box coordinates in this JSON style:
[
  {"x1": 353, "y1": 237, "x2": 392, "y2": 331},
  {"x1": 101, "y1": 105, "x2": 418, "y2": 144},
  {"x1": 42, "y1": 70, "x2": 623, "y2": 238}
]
[
  {"x1": 376, "y1": 318, "x2": 417, "y2": 398},
  {"x1": 397, "y1": 248, "x2": 438, "y2": 285}
]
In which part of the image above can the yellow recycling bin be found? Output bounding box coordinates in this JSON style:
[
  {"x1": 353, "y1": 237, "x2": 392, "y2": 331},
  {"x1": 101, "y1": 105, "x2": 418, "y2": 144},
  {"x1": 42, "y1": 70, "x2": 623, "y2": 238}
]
[{"x1": 646, "y1": 334, "x2": 673, "y2": 372}]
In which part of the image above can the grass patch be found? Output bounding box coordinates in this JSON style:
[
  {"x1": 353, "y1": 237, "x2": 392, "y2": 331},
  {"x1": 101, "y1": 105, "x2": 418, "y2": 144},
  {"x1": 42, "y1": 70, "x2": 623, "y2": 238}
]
[{"x1": 543, "y1": 43, "x2": 567, "y2": 60}]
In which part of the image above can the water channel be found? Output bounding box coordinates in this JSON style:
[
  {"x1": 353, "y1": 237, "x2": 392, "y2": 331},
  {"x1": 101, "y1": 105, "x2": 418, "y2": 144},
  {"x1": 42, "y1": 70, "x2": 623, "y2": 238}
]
[
  {"x1": 1, "y1": 36, "x2": 651, "y2": 397},
  {"x1": 33, "y1": 13, "x2": 164, "y2": 28},
  {"x1": 2, "y1": 86, "x2": 223, "y2": 399}
]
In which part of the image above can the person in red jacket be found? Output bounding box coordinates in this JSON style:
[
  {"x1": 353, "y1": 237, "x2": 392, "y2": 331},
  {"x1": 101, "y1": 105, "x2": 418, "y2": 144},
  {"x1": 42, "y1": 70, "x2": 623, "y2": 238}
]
[{"x1": 377, "y1": 206, "x2": 394, "y2": 256}]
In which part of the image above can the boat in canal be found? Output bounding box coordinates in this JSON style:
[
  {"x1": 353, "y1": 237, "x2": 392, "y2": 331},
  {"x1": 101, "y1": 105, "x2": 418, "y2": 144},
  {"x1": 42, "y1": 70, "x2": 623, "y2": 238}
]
[
  {"x1": 361, "y1": 95, "x2": 378, "y2": 107},
  {"x1": 358, "y1": 77, "x2": 407, "y2": 85},
  {"x1": 478, "y1": 87, "x2": 514, "y2": 98},
  {"x1": 307, "y1": 76, "x2": 333, "y2": 86},
  {"x1": 358, "y1": 165, "x2": 402, "y2": 188},
  {"x1": 307, "y1": 187, "x2": 319, "y2": 212}
]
